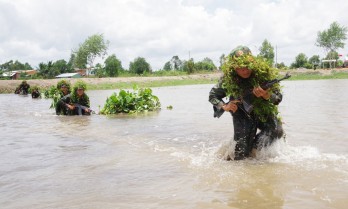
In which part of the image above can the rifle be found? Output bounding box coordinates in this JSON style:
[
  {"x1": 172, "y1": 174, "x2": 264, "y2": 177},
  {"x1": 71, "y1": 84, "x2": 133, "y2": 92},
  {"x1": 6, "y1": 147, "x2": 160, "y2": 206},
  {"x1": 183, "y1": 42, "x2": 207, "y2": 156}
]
[
  {"x1": 214, "y1": 73, "x2": 291, "y2": 118},
  {"x1": 73, "y1": 103, "x2": 95, "y2": 115}
]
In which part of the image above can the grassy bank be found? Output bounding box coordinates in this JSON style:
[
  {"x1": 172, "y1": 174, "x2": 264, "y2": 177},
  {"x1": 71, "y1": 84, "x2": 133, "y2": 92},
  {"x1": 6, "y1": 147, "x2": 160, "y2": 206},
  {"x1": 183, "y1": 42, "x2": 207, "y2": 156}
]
[
  {"x1": 1, "y1": 70, "x2": 348, "y2": 94},
  {"x1": 87, "y1": 77, "x2": 218, "y2": 90},
  {"x1": 285, "y1": 70, "x2": 348, "y2": 80}
]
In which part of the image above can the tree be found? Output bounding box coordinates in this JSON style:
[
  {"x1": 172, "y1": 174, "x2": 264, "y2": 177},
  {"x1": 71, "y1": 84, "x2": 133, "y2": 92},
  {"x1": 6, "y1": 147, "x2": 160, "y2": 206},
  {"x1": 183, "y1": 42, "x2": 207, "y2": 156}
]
[
  {"x1": 73, "y1": 34, "x2": 109, "y2": 72},
  {"x1": 219, "y1": 54, "x2": 225, "y2": 70},
  {"x1": 94, "y1": 63, "x2": 105, "y2": 78},
  {"x1": 258, "y1": 39, "x2": 275, "y2": 66},
  {"x1": 38, "y1": 61, "x2": 55, "y2": 79},
  {"x1": 0, "y1": 60, "x2": 32, "y2": 71},
  {"x1": 129, "y1": 57, "x2": 151, "y2": 75},
  {"x1": 53, "y1": 59, "x2": 68, "y2": 74},
  {"x1": 195, "y1": 57, "x2": 216, "y2": 71},
  {"x1": 316, "y1": 21, "x2": 347, "y2": 67},
  {"x1": 182, "y1": 58, "x2": 195, "y2": 74},
  {"x1": 170, "y1": 56, "x2": 183, "y2": 70},
  {"x1": 104, "y1": 54, "x2": 123, "y2": 77},
  {"x1": 308, "y1": 55, "x2": 320, "y2": 69},
  {"x1": 67, "y1": 53, "x2": 76, "y2": 73},
  {"x1": 163, "y1": 61, "x2": 172, "y2": 71},
  {"x1": 291, "y1": 53, "x2": 308, "y2": 69},
  {"x1": 275, "y1": 62, "x2": 287, "y2": 69}
]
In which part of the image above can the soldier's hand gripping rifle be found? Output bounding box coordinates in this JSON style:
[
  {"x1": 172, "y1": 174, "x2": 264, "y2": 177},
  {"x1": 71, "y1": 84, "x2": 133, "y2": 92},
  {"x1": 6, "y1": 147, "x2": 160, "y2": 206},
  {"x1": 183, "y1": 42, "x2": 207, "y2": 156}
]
[{"x1": 214, "y1": 73, "x2": 291, "y2": 118}]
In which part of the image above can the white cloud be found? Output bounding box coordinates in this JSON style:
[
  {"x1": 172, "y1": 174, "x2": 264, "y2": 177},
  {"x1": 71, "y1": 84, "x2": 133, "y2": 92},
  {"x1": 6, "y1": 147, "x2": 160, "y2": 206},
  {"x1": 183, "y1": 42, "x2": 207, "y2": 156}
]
[{"x1": 0, "y1": 0, "x2": 347, "y2": 69}]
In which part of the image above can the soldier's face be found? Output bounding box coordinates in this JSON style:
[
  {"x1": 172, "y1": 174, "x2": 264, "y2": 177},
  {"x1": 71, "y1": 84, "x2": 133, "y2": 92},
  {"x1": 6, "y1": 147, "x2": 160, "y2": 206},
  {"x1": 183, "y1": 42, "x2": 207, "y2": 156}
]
[
  {"x1": 61, "y1": 86, "x2": 68, "y2": 93},
  {"x1": 235, "y1": 67, "x2": 252, "y2": 78},
  {"x1": 77, "y1": 88, "x2": 84, "y2": 96}
]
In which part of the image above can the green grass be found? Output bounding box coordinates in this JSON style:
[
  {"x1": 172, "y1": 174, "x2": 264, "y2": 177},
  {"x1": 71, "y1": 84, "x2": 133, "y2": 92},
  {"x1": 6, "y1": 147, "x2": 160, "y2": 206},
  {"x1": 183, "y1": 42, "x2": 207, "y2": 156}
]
[
  {"x1": 287, "y1": 71, "x2": 348, "y2": 80},
  {"x1": 87, "y1": 77, "x2": 218, "y2": 90},
  {"x1": 2, "y1": 70, "x2": 348, "y2": 94}
]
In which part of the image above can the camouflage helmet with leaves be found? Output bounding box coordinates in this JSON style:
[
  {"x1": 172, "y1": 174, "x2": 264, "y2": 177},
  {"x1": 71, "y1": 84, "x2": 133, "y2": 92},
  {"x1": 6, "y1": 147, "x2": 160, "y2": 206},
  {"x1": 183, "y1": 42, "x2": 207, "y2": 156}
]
[
  {"x1": 73, "y1": 80, "x2": 87, "y2": 92},
  {"x1": 56, "y1": 80, "x2": 71, "y2": 89}
]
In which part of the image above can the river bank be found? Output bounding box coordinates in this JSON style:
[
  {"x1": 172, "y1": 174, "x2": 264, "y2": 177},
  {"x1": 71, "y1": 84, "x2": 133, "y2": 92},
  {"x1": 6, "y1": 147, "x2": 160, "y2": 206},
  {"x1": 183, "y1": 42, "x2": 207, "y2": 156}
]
[{"x1": 1, "y1": 68, "x2": 348, "y2": 93}]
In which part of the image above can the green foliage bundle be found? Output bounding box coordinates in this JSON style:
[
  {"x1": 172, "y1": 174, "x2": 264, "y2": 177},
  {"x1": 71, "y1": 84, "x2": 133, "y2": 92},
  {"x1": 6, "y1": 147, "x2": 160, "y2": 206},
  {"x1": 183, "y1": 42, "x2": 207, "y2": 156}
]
[
  {"x1": 221, "y1": 54, "x2": 281, "y2": 121},
  {"x1": 100, "y1": 86, "x2": 161, "y2": 115},
  {"x1": 44, "y1": 86, "x2": 60, "y2": 108}
]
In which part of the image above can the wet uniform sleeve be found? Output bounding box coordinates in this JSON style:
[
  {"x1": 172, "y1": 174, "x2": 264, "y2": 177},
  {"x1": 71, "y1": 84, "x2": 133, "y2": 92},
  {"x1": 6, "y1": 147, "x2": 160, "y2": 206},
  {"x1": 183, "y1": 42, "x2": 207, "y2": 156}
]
[
  {"x1": 83, "y1": 95, "x2": 90, "y2": 108},
  {"x1": 60, "y1": 94, "x2": 71, "y2": 107},
  {"x1": 208, "y1": 78, "x2": 228, "y2": 117}
]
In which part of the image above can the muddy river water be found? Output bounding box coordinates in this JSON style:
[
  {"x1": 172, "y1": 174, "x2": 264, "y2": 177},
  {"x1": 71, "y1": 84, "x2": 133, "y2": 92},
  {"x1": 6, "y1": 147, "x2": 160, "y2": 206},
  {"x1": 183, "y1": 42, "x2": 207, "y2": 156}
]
[{"x1": 0, "y1": 80, "x2": 347, "y2": 209}]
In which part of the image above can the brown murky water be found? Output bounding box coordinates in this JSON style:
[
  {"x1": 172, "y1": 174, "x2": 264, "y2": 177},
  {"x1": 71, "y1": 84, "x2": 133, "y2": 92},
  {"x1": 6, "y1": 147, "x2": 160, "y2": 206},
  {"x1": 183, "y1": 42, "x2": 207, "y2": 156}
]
[{"x1": 1, "y1": 80, "x2": 347, "y2": 209}]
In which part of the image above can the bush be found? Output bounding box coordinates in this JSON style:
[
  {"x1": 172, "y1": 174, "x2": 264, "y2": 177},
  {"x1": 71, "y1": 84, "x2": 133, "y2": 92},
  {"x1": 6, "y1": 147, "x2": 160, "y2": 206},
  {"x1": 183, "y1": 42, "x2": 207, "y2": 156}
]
[{"x1": 100, "y1": 86, "x2": 161, "y2": 114}]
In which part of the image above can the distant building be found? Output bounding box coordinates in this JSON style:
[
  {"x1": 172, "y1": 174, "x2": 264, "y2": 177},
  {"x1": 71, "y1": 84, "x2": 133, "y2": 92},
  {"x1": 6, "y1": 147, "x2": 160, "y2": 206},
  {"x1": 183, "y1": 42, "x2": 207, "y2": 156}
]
[
  {"x1": 74, "y1": 68, "x2": 95, "y2": 76},
  {"x1": 1, "y1": 70, "x2": 37, "y2": 80},
  {"x1": 1, "y1": 71, "x2": 19, "y2": 79},
  {"x1": 55, "y1": 73, "x2": 82, "y2": 78}
]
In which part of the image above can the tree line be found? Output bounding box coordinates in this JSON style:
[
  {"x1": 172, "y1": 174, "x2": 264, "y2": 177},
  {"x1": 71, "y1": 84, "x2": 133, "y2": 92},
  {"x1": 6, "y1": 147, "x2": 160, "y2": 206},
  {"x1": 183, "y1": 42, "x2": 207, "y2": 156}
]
[{"x1": 1, "y1": 21, "x2": 347, "y2": 79}]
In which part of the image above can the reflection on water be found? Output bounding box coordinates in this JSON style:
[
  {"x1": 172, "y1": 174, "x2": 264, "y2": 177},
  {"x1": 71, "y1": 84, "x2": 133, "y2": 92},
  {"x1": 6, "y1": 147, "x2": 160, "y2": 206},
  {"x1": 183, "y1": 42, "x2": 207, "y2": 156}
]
[{"x1": 0, "y1": 80, "x2": 348, "y2": 209}]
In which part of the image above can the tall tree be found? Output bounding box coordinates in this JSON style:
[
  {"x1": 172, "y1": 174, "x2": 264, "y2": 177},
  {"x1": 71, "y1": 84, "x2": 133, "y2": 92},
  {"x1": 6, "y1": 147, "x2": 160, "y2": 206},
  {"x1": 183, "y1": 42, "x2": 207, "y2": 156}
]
[
  {"x1": 219, "y1": 54, "x2": 225, "y2": 70},
  {"x1": 291, "y1": 53, "x2": 308, "y2": 69},
  {"x1": 195, "y1": 57, "x2": 216, "y2": 71},
  {"x1": 53, "y1": 59, "x2": 68, "y2": 74},
  {"x1": 316, "y1": 21, "x2": 347, "y2": 67},
  {"x1": 73, "y1": 34, "x2": 109, "y2": 72},
  {"x1": 163, "y1": 61, "x2": 172, "y2": 71},
  {"x1": 182, "y1": 58, "x2": 195, "y2": 74},
  {"x1": 308, "y1": 55, "x2": 320, "y2": 69},
  {"x1": 170, "y1": 56, "x2": 183, "y2": 70},
  {"x1": 129, "y1": 57, "x2": 151, "y2": 75},
  {"x1": 104, "y1": 54, "x2": 123, "y2": 77},
  {"x1": 258, "y1": 39, "x2": 275, "y2": 66}
]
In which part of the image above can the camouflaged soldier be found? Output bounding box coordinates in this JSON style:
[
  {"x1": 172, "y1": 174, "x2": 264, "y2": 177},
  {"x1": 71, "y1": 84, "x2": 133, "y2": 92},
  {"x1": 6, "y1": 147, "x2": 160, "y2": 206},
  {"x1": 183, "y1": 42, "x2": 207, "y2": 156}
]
[
  {"x1": 209, "y1": 46, "x2": 284, "y2": 160},
  {"x1": 66, "y1": 81, "x2": 91, "y2": 116},
  {"x1": 55, "y1": 81, "x2": 72, "y2": 115},
  {"x1": 18, "y1": 80, "x2": 30, "y2": 95}
]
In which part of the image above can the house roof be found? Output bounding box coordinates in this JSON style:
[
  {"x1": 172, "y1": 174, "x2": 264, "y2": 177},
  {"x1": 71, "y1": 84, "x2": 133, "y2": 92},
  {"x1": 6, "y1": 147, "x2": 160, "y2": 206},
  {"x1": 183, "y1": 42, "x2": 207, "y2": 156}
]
[
  {"x1": 55, "y1": 73, "x2": 81, "y2": 78},
  {"x1": 2, "y1": 71, "x2": 18, "y2": 77}
]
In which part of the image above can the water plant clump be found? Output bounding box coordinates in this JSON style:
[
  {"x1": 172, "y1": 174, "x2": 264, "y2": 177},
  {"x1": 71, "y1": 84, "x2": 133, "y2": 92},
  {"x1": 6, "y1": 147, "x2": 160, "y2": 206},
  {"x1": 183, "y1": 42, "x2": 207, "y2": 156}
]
[{"x1": 100, "y1": 86, "x2": 161, "y2": 115}]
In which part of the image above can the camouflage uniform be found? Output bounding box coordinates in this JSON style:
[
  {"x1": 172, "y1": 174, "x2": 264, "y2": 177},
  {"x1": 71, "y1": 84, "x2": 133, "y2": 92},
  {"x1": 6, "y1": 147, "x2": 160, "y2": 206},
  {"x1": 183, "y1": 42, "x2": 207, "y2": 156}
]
[
  {"x1": 31, "y1": 90, "x2": 41, "y2": 98},
  {"x1": 209, "y1": 46, "x2": 284, "y2": 160},
  {"x1": 56, "y1": 93, "x2": 72, "y2": 115},
  {"x1": 18, "y1": 81, "x2": 30, "y2": 95},
  {"x1": 70, "y1": 93, "x2": 91, "y2": 115}
]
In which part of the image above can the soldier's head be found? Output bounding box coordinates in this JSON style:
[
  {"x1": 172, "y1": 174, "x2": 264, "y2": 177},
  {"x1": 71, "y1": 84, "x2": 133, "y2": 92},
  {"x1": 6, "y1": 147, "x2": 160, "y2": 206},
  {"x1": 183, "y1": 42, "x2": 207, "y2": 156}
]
[
  {"x1": 60, "y1": 84, "x2": 68, "y2": 94},
  {"x1": 76, "y1": 87, "x2": 85, "y2": 97},
  {"x1": 73, "y1": 80, "x2": 87, "y2": 97},
  {"x1": 229, "y1": 46, "x2": 253, "y2": 79}
]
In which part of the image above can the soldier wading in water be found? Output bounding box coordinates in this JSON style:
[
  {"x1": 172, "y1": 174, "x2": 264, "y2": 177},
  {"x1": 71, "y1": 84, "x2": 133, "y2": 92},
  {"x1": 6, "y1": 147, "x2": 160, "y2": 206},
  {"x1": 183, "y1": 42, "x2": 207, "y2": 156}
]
[{"x1": 209, "y1": 46, "x2": 284, "y2": 160}]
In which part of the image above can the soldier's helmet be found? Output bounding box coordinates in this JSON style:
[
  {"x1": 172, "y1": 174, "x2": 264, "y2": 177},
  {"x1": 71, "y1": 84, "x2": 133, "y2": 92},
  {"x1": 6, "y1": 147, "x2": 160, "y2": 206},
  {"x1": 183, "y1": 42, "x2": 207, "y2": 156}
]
[{"x1": 229, "y1": 46, "x2": 252, "y2": 57}]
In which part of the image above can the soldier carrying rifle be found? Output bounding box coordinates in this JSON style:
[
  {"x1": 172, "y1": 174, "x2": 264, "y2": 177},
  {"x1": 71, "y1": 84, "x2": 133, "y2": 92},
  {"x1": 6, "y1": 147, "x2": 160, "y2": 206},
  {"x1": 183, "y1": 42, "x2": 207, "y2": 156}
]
[{"x1": 209, "y1": 46, "x2": 290, "y2": 160}]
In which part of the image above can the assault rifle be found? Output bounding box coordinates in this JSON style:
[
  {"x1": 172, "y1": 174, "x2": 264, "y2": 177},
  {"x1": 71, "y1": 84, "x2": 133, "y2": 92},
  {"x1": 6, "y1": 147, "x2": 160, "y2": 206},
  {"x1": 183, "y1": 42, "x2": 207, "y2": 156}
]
[{"x1": 214, "y1": 73, "x2": 291, "y2": 118}]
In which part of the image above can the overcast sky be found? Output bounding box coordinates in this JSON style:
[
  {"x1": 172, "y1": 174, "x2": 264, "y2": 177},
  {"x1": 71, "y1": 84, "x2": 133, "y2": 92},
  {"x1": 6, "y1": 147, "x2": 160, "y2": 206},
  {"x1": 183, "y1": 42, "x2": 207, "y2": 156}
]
[{"x1": 1, "y1": 0, "x2": 348, "y2": 70}]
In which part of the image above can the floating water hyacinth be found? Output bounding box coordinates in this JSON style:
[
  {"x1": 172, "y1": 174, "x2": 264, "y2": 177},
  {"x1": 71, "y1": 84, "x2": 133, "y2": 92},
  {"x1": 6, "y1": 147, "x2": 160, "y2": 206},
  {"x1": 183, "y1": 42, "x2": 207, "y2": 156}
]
[{"x1": 100, "y1": 86, "x2": 161, "y2": 115}]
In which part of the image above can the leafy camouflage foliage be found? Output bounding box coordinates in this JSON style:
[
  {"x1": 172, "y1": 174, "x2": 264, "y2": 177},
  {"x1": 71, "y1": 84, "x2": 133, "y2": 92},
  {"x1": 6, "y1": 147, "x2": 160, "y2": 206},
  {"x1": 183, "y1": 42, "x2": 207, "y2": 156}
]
[
  {"x1": 100, "y1": 86, "x2": 161, "y2": 114},
  {"x1": 221, "y1": 53, "x2": 281, "y2": 121}
]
